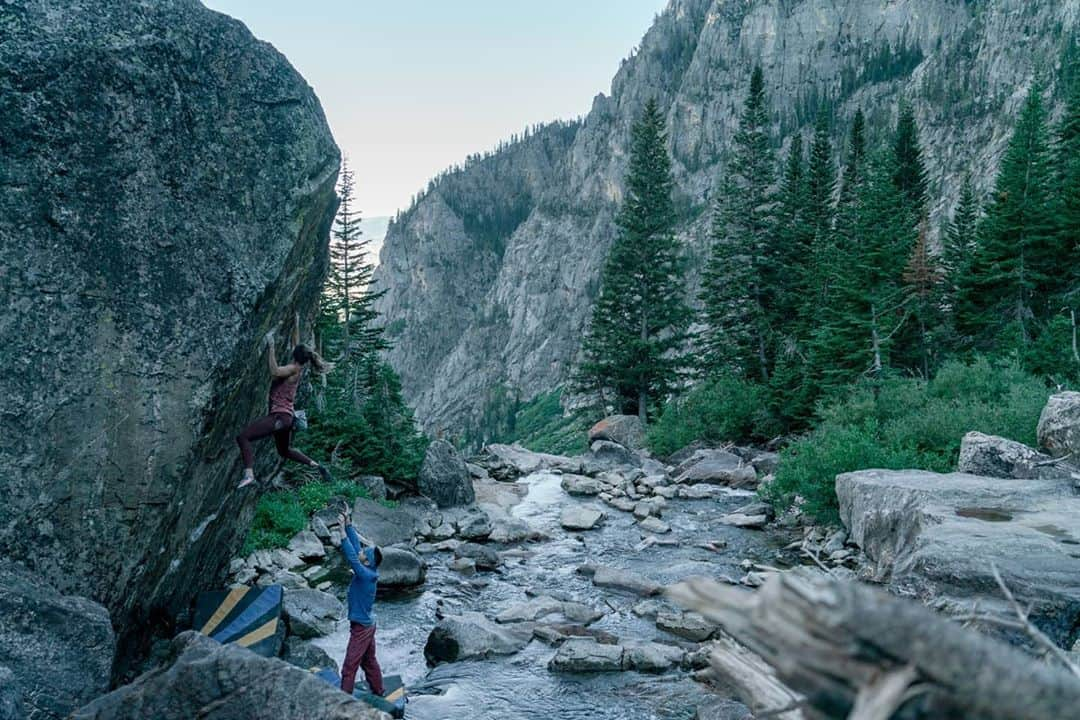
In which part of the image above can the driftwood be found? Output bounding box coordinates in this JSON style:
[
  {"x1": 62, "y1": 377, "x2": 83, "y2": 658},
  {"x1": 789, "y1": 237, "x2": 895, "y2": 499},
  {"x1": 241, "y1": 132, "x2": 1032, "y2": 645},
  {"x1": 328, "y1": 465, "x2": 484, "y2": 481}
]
[{"x1": 669, "y1": 570, "x2": 1080, "y2": 720}]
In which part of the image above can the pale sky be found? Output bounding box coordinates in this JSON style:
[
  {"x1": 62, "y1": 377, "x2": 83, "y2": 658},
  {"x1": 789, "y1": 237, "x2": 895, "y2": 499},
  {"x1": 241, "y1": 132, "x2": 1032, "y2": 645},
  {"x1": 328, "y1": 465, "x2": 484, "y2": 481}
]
[{"x1": 202, "y1": 1, "x2": 669, "y2": 218}]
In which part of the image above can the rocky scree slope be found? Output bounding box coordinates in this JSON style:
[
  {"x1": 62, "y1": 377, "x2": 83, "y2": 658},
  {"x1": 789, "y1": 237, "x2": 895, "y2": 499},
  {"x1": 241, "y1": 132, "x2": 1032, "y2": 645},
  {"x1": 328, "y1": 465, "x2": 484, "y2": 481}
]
[
  {"x1": 373, "y1": 0, "x2": 1080, "y2": 438},
  {"x1": 0, "y1": 0, "x2": 340, "y2": 674}
]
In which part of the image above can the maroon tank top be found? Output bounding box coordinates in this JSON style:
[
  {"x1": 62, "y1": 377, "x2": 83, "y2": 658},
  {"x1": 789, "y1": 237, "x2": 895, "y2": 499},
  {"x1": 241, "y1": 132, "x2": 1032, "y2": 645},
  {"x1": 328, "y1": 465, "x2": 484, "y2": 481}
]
[{"x1": 268, "y1": 369, "x2": 302, "y2": 415}]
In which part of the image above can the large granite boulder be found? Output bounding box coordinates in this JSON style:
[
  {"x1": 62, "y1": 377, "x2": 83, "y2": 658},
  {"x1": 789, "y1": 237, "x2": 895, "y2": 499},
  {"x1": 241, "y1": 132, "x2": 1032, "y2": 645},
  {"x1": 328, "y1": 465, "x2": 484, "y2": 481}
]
[
  {"x1": 349, "y1": 496, "x2": 430, "y2": 547},
  {"x1": 1038, "y1": 391, "x2": 1080, "y2": 458},
  {"x1": 673, "y1": 450, "x2": 757, "y2": 487},
  {"x1": 0, "y1": 0, "x2": 340, "y2": 666},
  {"x1": 837, "y1": 469, "x2": 1080, "y2": 645},
  {"x1": 0, "y1": 562, "x2": 116, "y2": 719},
  {"x1": 957, "y1": 431, "x2": 1070, "y2": 480},
  {"x1": 588, "y1": 415, "x2": 645, "y2": 451},
  {"x1": 479, "y1": 444, "x2": 582, "y2": 479},
  {"x1": 423, "y1": 612, "x2": 533, "y2": 665},
  {"x1": 71, "y1": 632, "x2": 382, "y2": 719},
  {"x1": 418, "y1": 440, "x2": 476, "y2": 508}
]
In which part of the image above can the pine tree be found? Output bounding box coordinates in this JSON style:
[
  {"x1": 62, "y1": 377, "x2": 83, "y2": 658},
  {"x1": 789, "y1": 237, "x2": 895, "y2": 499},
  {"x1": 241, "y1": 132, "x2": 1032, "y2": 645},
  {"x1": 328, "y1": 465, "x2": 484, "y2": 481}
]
[
  {"x1": 576, "y1": 99, "x2": 691, "y2": 422},
  {"x1": 892, "y1": 99, "x2": 929, "y2": 217},
  {"x1": 957, "y1": 84, "x2": 1060, "y2": 352},
  {"x1": 771, "y1": 133, "x2": 806, "y2": 327},
  {"x1": 1057, "y1": 71, "x2": 1080, "y2": 308},
  {"x1": 902, "y1": 220, "x2": 944, "y2": 377},
  {"x1": 701, "y1": 66, "x2": 776, "y2": 382},
  {"x1": 941, "y1": 176, "x2": 981, "y2": 352}
]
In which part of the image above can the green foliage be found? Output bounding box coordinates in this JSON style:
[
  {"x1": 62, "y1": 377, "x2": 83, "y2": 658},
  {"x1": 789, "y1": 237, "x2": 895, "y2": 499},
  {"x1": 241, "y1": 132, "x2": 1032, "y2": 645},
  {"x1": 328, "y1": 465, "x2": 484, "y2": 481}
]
[
  {"x1": 763, "y1": 358, "x2": 1051, "y2": 522},
  {"x1": 242, "y1": 478, "x2": 395, "y2": 555},
  {"x1": 647, "y1": 375, "x2": 781, "y2": 457},
  {"x1": 576, "y1": 99, "x2": 692, "y2": 419},
  {"x1": 501, "y1": 389, "x2": 591, "y2": 456}
]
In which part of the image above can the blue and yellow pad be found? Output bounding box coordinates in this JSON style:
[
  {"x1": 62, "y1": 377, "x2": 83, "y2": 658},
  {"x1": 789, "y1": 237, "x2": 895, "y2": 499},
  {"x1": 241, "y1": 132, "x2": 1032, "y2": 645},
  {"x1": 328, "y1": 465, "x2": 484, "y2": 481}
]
[
  {"x1": 194, "y1": 585, "x2": 284, "y2": 658},
  {"x1": 313, "y1": 668, "x2": 407, "y2": 718}
]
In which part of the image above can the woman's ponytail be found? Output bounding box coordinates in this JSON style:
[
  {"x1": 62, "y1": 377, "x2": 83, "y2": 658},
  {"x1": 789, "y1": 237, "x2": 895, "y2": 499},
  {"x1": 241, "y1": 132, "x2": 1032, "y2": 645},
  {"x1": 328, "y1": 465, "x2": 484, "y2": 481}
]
[{"x1": 309, "y1": 350, "x2": 334, "y2": 375}]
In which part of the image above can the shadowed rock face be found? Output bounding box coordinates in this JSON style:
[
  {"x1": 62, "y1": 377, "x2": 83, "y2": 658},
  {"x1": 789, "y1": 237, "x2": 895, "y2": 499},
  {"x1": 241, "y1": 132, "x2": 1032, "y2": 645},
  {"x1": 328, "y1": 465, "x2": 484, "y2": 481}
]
[{"x1": 0, "y1": 0, "x2": 340, "y2": 673}]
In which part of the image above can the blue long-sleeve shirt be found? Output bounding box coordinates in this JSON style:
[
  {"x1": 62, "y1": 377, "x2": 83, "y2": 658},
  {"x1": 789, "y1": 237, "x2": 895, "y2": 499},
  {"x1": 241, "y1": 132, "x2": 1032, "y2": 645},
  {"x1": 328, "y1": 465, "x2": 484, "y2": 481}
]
[{"x1": 341, "y1": 524, "x2": 378, "y2": 626}]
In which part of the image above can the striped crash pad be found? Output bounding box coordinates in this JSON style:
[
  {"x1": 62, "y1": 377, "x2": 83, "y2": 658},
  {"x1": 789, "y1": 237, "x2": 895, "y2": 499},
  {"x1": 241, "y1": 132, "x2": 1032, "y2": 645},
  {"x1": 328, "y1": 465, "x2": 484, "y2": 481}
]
[
  {"x1": 314, "y1": 668, "x2": 407, "y2": 718},
  {"x1": 194, "y1": 585, "x2": 284, "y2": 657}
]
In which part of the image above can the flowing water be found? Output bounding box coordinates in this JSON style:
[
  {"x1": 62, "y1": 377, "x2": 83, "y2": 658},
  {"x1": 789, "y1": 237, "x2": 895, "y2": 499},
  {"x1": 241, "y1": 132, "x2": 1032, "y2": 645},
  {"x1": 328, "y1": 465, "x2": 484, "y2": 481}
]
[{"x1": 315, "y1": 472, "x2": 788, "y2": 719}]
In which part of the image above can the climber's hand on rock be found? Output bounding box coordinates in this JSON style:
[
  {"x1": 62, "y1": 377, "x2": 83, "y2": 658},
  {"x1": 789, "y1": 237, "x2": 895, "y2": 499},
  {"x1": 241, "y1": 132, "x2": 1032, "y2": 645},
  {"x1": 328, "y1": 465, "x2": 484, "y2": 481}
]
[{"x1": 263, "y1": 329, "x2": 275, "y2": 347}]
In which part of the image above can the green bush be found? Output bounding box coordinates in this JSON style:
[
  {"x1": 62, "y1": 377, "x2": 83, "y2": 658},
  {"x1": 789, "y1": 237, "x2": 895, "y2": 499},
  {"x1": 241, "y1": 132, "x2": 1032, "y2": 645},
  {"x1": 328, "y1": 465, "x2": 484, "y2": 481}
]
[
  {"x1": 763, "y1": 357, "x2": 1051, "y2": 522},
  {"x1": 647, "y1": 374, "x2": 780, "y2": 457},
  {"x1": 241, "y1": 477, "x2": 396, "y2": 555}
]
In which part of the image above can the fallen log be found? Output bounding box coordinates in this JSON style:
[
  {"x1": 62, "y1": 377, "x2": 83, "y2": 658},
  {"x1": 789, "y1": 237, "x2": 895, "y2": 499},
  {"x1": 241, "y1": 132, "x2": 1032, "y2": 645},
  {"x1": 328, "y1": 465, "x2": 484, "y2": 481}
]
[{"x1": 669, "y1": 570, "x2": 1080, "y2": 719}]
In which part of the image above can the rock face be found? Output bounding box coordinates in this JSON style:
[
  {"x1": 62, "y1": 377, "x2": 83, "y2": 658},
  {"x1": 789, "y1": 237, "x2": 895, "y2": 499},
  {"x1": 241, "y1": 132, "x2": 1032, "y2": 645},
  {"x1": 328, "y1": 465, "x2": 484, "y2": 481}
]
[
  {"x1": 957, "y1": 431, "x2": 1074, "y2": 480},
  {"x1": 71, "y1": 632, "x2": 382, "y2": 720},
  {"x1": 282, "y1": 589, "x2": 344, "y2": 639},
  {"x1": 418, "y1": 440, "x2": 476, "y2": 508},
  {"x1": 836, "y1": 469, "x2": 1080, "y2": 645},
  {"x1": 373, "y1": 0, "x2": 1075, "y2": 439},
  {"x1": 0, "y1": 0, "x2": 340, "y2": 665},
  {"x1": 0, "y1": 562, "x2": 116, "y2": 719}
]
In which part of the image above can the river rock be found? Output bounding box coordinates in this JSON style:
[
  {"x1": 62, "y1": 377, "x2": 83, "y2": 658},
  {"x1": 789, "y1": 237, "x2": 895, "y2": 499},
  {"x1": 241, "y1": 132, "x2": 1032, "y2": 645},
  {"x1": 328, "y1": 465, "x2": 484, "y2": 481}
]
[
  {"x1": 0, "y1": 562, "x2": 116, "y2": 720},
  {"x1": 694, "y1": 698, "x2": 755, "y2": 720},
  {"x1": 588, "y1": 415, "x2": 646, "y2": 450},
  {"x1": 288, "y1": 531, "x2": 327, "y2": 561},
  {"x1": 676, "y1": 484, "x2": 732, "y2": 500},
  {"x1": 377, "y1": 548, "x2": 427, "y2": 587},
  {"x1": 1038, "y1": 391, "x2": 1080, "y2": 458},
  {"x1": 488, "y1": 518, "x2": 538, "y2": 544},
  {"x1": 496, "y1": 596, "x2": 603, "y2": 625},
  {"x1": 281, "y1": 636, "x2": 338, "y2": 673},
  {"x1": 450, "y1": 558, "x2": 477, "y2": 575},
  {"x1": 638, "y1": 516, "x2": 672, "y2": 534},
  {"x1": 548, "y1": 637, "x2": 625, "y2": 672},
  {"x1": 282, "y1": 588, "x2": 343, "y2": 639},
  {"x1": 674, "y1": 450, "x2": 757, "y2": 487},
  {"x1": 561, "y1": 507, "x2": 604, "y2": 530},
  {"x1": 71, "y1": 631, "x2": 381, "y2": 719},
  {"x1": 272, "y1": 570, "x2": 309, "y2": 590},
  {"x1": 455, "y1": 542, "x2": 501, "y2": 570},
  {"x1": 481, "y1": 444, "x2": 582, "y2": 478},
  {"x1": 0, "y1": 0, "x2": 340, "y2": 667},
  {"x1": 656, "y1": 610, "x2": 716, "y2": 641},
  {"x1": 624, "y1": 642, "x2": 685, "y2": 673},
  {"x1": 562, "y1": 474, "x2": 606, "y2": 496},
  {"x1": 581, "y1": 564, "x2": 663, "y2": 597},
  {"x1": 582, "y1": 440, "x2": 643, "y2": 474},
  {"x1": 424, "y1": 612, "x2": 533, "y2": 664},
  {"x1": 957, "y1": 431, "x2": 1065, "y2": 479},
  {"x1": 456, "y1": 510, "x2": 494, "y2": 540},
  {"x1": 418, "y1": 440, "x2": 476, "y2": 508},
  {"x1": 604, "y1": 495, "x2": 638, "y2": 512},
  {"x1": 837, "y1": 469, "x2": 1080, "y2": 645}
]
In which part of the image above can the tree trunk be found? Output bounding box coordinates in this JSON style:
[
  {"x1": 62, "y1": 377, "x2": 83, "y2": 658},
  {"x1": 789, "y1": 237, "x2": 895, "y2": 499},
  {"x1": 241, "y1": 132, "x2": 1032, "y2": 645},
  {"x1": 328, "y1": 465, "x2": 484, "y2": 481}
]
[{"x1": 670, "y1": 572, "x2": 1080, "y2": 720}]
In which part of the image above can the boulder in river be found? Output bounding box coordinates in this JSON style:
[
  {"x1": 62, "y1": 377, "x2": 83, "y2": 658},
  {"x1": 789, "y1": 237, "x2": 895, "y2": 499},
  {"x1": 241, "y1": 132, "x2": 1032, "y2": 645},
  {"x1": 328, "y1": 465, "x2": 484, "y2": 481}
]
[
  {"x1": 579, "y1": 564, "x2": 663, "y2": 597},
  {"x1": 561, "y1": 474, "x2": 606, "y2": 496},
  {"x1": 0, "y1": 562, "x2": 115, "y2": 719},
  {"x1": 656, "y1": 610, "x2": 716, "y2": 641},
  {"x1": 455, "y1": 509, "x2": 494, "y2": 541},
  {"x1": 418, "y1": 440, "x2": 476, "y2": 508},
  {"x1": 480, "y1": 444, "x2": 582, "y2": 479},
  {"x1": 71, "y1": 632, "x2": 381, "y2": 719},
  {"x1": 376, "y1": 548, "x2": 427, "y2": 587},
  {"x1": 349, "y1": 496, "x2": 428, "y2": 547},
  {"x1": 837, "y1": 468, "x2": 1080, "y2": 645},
  {"x1": 588, "y1": 415, "x2": 645, "y2": 451},
  {"x1": 0, "y1": 0, "x2": 341, "y2": 669},
  {"x1": 623, "y1": 642, "x2": 685, "y2": 673},
  {"x1": 455, "y1": 542, "x2": 501, "y2": 570},
  {"x1": 496, "y1": 596, "x2": 603, "y2": 625},
  {"x1": 1038, "y1": 391, "x2": 1080, "y2": 458},
  {"x1": 548, "y1": 637, "x2": 625, "y2": 672},
  {"x1": 282, "y1": 588, "x2": 343, "y2": 639},
  {"x1": 582, "y1": 440, "x2": 642, "y2": 474},
  {"x1": 424, "y1": 612, "x2": 533, "y2": 664},
  {"x1": 561, "y1": 507, "x2": 604, "y2": 531},
  {"x1": 673, "y1": 450, "x2": 757, "y2": 487}
]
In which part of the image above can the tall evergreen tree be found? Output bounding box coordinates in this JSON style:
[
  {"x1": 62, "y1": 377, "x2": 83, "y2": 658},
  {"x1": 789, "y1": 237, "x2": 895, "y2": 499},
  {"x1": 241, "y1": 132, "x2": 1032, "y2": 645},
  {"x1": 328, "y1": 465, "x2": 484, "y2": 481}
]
[
  {"x1": 1057, "y1": 70, "x2": 1080, "y2": 307},
  {"x1": 957, "y1": 84, "x2": 1060, "y2": 351},
  {"x1": 701, "y1": 66, "x2": 777, "y2": 382},
  {"x1": 941, "y1": 175, "x2": 981, "y2": 351},
  {"x1": 892, "y1": 99, "x2": 929, "y2": 217},
  {"x1": 771, "y1": 133, "x2": 806, "y2": 326},
  {"x1": 902, "y1": 220, "x2": 944, "y2": 377},
  {"x1": 576, "y1": 99, "x2": 691, "y2": 421}
]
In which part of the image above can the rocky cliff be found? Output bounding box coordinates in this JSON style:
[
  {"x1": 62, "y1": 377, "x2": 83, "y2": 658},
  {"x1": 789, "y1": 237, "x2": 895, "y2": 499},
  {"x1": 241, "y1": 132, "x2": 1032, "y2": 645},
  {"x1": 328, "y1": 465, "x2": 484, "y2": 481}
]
[
  {"x1": 0, "y1": 0, "x2": 340, "y2": 673},
  {"x1": 373, "y1": 0, "x2": 1080, "y2": 439}
]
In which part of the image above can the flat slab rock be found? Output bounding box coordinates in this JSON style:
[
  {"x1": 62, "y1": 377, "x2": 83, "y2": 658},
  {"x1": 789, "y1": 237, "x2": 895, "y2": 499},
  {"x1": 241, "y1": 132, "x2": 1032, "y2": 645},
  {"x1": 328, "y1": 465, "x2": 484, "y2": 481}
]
[
  {"x1": 579, "y1": 564, "x2": 663, "y2": 597},
  {"x1": 548, "y1": 637, "x2": 625, "y2": 672},
  {"x1": 837, "y1": 469, "x2": 1080, "y2": 645},
  {"x1": 561, "y1": 507, "x2": 604, "y2": 530}
]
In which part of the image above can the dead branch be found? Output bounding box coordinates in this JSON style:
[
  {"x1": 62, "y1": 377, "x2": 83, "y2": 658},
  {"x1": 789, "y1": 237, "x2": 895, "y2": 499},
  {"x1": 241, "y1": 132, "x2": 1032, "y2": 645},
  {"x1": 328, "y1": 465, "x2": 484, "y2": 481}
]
[
  {"x1": 991, "y1": 563, "x2": 1080, "y2": 678},
  {"x1": 669, "y1": 570, "x2": 1080, "y2": 719}
]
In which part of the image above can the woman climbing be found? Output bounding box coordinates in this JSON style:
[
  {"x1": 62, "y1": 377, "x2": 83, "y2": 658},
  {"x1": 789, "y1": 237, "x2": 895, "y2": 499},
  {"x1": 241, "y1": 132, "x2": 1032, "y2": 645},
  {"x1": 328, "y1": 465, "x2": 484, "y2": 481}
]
[{"x1": 236, "y1": 313, "x2": 332, "y2": 488}]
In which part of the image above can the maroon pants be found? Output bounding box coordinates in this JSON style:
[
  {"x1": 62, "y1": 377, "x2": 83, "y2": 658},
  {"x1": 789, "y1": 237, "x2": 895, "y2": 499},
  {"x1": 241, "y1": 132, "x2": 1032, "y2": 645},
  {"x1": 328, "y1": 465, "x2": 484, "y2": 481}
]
[
  {"x1": 235, "y1": 412, "x2": 313, "y2": 469},
  {"x1": 341, "y1": 622, "x2": 384, "y2": 696}
]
